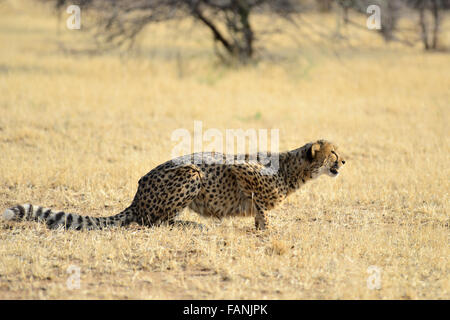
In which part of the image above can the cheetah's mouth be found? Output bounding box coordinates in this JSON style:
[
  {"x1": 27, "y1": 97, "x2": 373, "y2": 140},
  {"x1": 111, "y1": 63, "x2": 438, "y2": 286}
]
[{"x1": 329, "y1": 168, "x2": 339, "y2": 176}]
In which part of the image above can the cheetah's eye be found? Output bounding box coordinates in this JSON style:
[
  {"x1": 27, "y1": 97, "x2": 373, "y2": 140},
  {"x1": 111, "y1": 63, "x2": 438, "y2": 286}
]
[{"x1": 330, "y1": 151, "x2": 338, "y2": 162}]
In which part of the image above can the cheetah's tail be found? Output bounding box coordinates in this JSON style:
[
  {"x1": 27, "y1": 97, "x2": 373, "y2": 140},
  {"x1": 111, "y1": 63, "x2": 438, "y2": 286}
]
[{"x1": 1, "y1": 204, "x2": 137, "y2": 230}]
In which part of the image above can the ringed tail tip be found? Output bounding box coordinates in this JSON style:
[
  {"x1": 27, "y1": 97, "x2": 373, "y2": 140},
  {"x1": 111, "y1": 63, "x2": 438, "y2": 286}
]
[{"x1": 2, "y1": 208, "x2": 15, "y2": 220}]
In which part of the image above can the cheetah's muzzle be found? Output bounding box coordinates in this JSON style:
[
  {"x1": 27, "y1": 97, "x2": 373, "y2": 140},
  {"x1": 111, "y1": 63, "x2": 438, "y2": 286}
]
[{"x1": 330, "y1": 168, "x2": 339, "y2": 176}]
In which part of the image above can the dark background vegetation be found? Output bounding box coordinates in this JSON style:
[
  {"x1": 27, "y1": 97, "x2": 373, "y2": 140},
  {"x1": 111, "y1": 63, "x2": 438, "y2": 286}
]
[{"x1": 41, "y1": 0, "x2": 449, "y2": 64}]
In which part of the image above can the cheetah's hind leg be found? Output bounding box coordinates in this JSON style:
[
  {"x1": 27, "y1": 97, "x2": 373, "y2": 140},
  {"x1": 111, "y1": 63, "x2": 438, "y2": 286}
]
[{"x1": 140, "y1": 164, "x2": 205, "y2": 230}]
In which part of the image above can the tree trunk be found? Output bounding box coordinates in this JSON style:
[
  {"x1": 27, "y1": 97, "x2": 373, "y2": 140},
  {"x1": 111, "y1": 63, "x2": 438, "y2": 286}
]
[
  {"x1": 419, "y1": 5, "x2": 429, "y2": 50},
  {"x1": 317, "y1": 0, "x2": 333, "y2": 12},
  {"x1": 192, "y1": 0, "x2": 254, "y2": 64},
  {"x1": 236, "y1": 0, "x2": 253, "y2": 61},
  {"x1": 431, "y1": 0, "x2": 440, "y2": 49}
]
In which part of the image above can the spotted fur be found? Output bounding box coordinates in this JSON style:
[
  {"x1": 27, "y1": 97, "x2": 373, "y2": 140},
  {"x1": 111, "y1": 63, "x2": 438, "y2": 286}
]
[{"x1": 2, "y1": 140, "x2": 345, "y2": 230}]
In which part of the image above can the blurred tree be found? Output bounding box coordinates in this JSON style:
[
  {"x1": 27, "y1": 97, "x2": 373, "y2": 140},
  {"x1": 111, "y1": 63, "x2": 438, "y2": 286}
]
[
  {"x1": 406, "y1": 0, "x2": 449, "y2": 50},
  {"x1": 337, "y1": 0, "x2": 449, "y2": 50},
  {"x1": 336, "y1": 0, "x2": 401, "y2": 41},
  {"x1": 40, "y1": 0, "x2": 300, "y2": 64},
  {"x1": 316, "y1": 0, "x2": 333, "y2": 12}
]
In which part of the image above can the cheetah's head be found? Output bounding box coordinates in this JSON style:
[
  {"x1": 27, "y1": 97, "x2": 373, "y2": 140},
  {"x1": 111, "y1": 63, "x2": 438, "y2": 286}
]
[{"x1": 306, "y1": 140, "x2": 345, "y2": 178}]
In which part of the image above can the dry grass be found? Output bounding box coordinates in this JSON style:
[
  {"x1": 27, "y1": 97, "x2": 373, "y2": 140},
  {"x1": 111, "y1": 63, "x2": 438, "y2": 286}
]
[{"x1": 0, "y1": 0, "x2": 449, "y2": 299}]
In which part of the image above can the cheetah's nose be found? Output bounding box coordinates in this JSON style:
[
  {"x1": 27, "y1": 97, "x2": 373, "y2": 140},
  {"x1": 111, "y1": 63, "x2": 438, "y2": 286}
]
[{"x1": 342, "y1": 160, "x2": 346, "y2": 165}]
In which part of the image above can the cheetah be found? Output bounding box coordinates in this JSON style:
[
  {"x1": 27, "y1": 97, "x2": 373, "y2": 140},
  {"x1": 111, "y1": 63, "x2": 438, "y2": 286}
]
[{"x1": 2, "y1": 140, "x2": 345, "y2": 230}]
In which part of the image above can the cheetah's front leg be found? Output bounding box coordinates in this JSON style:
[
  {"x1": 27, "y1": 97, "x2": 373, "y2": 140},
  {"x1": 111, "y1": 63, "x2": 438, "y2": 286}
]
[{"x1": 255, "y1": 208, "x2": 269, "y2": 230}]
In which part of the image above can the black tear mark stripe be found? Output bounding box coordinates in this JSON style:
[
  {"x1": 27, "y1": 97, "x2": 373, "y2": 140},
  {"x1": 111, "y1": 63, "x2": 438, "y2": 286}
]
[{"x1": 331, "y1": 150, "x2": 339, "y2": 162}]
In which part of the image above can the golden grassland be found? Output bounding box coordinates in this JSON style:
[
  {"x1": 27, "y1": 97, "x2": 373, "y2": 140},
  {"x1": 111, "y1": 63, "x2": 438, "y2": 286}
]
[{"x1": 0, "y1": 0, "x2": 449, "y2": 299}]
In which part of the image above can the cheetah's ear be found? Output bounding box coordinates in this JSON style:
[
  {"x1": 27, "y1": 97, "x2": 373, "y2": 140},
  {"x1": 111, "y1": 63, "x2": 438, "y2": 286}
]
[{"x1": 307, "y1": 142, "x2": 321, "y2": 162}]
